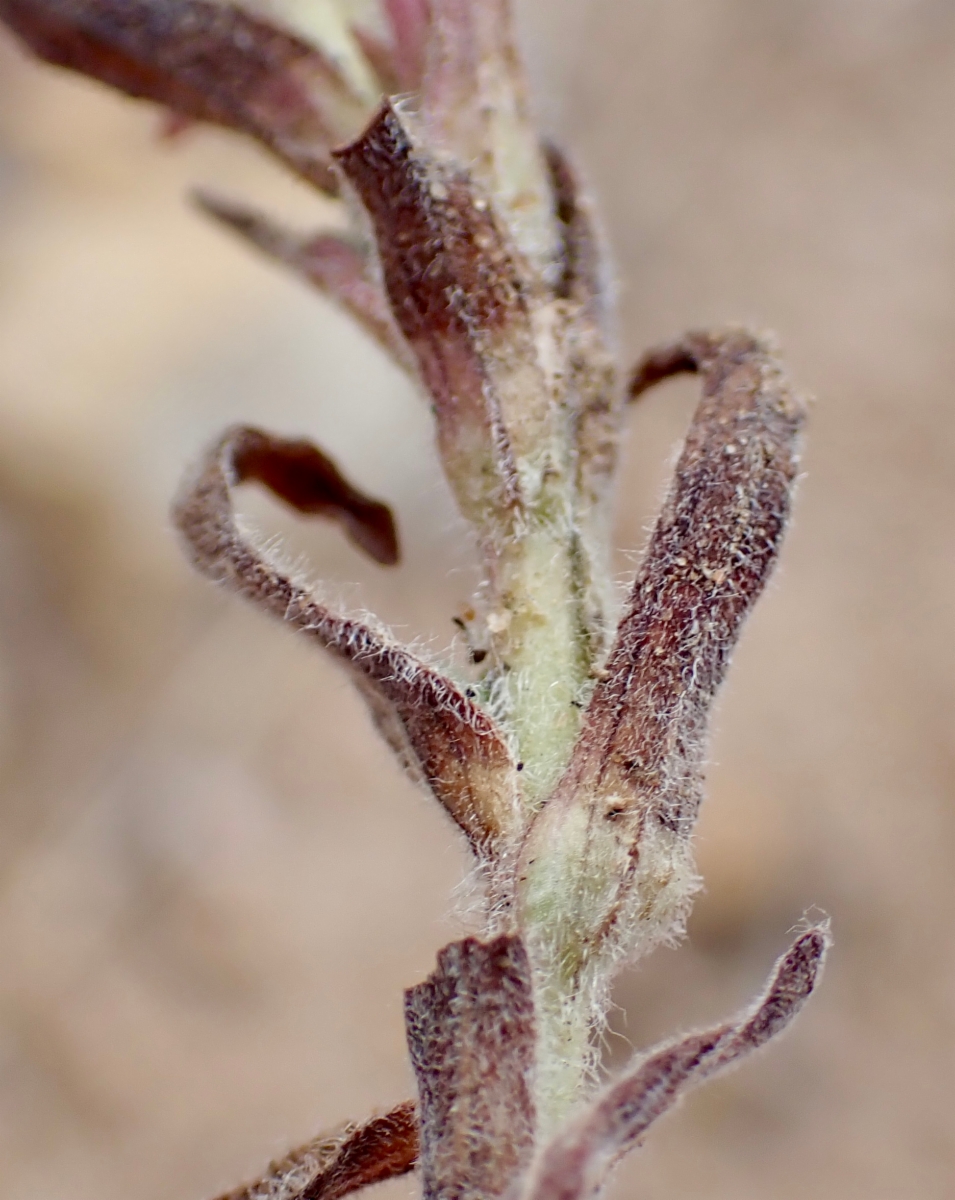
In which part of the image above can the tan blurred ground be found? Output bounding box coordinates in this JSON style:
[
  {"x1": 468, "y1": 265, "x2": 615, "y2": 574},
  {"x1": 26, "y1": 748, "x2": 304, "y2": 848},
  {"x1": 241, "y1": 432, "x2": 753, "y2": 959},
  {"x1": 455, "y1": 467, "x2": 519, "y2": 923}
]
[{"x1": 0, "y1": 2, "x2": 953, "y2": 1198}]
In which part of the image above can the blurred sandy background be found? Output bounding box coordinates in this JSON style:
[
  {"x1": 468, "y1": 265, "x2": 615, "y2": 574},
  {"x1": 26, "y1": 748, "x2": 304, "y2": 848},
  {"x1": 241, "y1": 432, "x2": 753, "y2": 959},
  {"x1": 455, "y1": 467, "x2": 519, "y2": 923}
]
[{"x1": 0, "y1": 1, "x2": 953, "y2": 1197}]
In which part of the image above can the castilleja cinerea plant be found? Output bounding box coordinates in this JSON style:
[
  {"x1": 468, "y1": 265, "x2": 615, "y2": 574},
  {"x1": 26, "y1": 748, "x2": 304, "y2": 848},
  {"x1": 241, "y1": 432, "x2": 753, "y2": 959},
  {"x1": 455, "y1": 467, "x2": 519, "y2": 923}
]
[{"x1": 0, "y1": 2, "x2": 830, "y2": 1197}]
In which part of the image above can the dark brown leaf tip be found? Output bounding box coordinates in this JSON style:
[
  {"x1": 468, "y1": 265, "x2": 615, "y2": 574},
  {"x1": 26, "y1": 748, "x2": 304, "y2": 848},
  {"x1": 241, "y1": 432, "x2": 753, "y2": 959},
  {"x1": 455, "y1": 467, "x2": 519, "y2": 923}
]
[
  {"x1": 627, "y1": 340, "x2": 700, "y2": 399},
  {"x1": 216, "y1": 1100, "x2": 418, "y2": 1200},
  {"x1": 227, "y1": 425, "x2": 399, "y2": 566}
]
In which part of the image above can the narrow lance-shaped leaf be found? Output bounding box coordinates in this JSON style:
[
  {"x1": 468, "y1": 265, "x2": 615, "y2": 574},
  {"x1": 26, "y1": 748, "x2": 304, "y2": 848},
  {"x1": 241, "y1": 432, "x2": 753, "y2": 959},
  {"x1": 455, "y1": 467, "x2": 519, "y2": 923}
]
[
  {"x1": 194, "y1": 191, "x2": 417, "y2": 376},
  {"x1": 0, "y1": 0, "x2": 369, "y2": 193},
  {"x1": 519, "y1": 330, "x2": 807, "y2": 980},
  {"x1": 173, "y1": 424, "x2": 520, "y2": 857},
  {"x1": 333, "y1": 101, "x2": 553, "y2": 534},
  {"x1": 227, "y1": 424, "x2": 399, "y2": 565},
  {"x1": 520, "y1": 925, "x2": 830, "y2": 1200},
  {"x1": 217, "y1": 1100, "x2": 418, "y2": 1200},
  {"x1": 406, "y1": 935, "x2": 537, "y2": 1200},
  {"x1": 577, "y1": 328, "x2": 808, "y2": 832}
]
